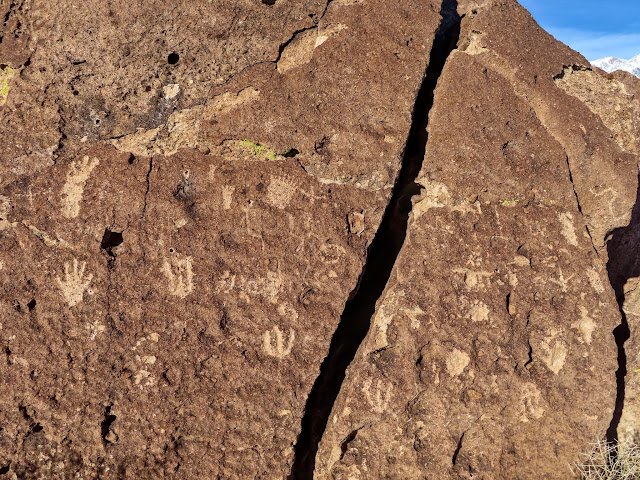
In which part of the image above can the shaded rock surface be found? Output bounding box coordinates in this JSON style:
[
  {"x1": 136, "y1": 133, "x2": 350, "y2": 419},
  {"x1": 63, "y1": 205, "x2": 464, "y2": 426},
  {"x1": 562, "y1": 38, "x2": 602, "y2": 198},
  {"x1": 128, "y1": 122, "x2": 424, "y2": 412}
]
[{"x1": 0, "y1": 0, "x2": 639, "y2": 479}]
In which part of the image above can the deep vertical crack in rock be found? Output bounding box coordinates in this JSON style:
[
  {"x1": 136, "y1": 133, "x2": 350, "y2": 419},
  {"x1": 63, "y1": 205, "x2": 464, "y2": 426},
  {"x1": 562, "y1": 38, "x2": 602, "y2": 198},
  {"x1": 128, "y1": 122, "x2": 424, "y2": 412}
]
[
  {"x1": 288, "y1": 2, "x2": 461, "y2": 478},
  {"x1": 564, "y1": 155, "x2": 598, "y2": 255},
  {"x1": 605, "y1": 172, "x2": 640, "y2": 444}
]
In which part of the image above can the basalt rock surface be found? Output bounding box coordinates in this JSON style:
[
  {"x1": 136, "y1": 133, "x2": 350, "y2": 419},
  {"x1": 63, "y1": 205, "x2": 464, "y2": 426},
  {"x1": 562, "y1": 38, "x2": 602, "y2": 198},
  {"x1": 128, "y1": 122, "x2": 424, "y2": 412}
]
[
  {"x1": 0, "y1": 0, "x2": 639, "y2": 479},
  {"x1": 315, "y1": 1, "x2": 640, "y2": 479}
]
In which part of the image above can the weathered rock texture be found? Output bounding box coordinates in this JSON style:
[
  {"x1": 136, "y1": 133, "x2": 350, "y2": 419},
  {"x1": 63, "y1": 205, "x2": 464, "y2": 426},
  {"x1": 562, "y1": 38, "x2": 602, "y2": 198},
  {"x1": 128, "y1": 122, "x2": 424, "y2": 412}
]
[
  {"x1": 314, "y1": 1, "x2": 640, "y2": 479},
  {"x1": 0, "y1": 0, "x2": 444, "y2": 477},
  {"x1": 0, "y1": 0, "x2": 639, "y2": 479}
]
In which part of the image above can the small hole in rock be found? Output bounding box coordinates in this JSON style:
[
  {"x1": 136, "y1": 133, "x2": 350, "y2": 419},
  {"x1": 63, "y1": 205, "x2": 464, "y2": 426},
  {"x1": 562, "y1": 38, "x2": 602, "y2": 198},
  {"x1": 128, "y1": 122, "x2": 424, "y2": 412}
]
[
  {"x1": 169, "y1": 248, "x2": 175, "y2": 253},
  {"x1": 101, "y1": 228, "x2": 124, "y2": 257},
  {"x1": 262, "y1": 0, "x2": 276, "y2": 4},
  {"x1": 283, "y1": 148, "x2": 299, "y2": 158},
  {"x1": 73, "y1": 90, "x2": 79, "y2": 96},
  {"x1": 27, "y1": 299, "x2": 36, "y2": 311},
  {"x1": 167, "y1": 52, "x2": 180, "y2": 64},
  {"x1": 31, "y1": 423, "x2": 43, "y2": 433},
  {"x1": 127, "y1": 154, "x2": 135, "y2": 165},
  {"x1": 0, "y1": 465, "x2": 10, "y2": 474}
]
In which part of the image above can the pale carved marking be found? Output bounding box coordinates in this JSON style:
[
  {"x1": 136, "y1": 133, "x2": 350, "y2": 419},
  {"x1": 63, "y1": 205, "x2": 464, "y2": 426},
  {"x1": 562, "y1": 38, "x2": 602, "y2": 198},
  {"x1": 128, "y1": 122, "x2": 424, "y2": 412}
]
[
  {"x1": 362, "y1": 378, "x2": 392, "y2": 414},
  {"x1": 548, "y1": 268, "x2": 575, "y2": 293},
  {"x1": 518, "y1": 382, "x2": 546, "y2": 422},
  {"x1": 586, "y1": 267, "x2": 605, "y2": 294},
  {"x1": 572, "y1": 306, "x2": 596, "y2": 344},
  {"x1": 467, "y1": 301, "x2": 490, "y2": 322},
  {"x1": 403, "y1": 305, "x2": 425, "y2": 329},
  {"x1": 222, "y1": 185, "x2": 235, "y2": 210},
  {"x1": 162, "y1": 253, "x2": 194, "y2": 298},
  {"x1": 446, "y1": 348, "x2": 470, "y2": 377},
  {"x1": 266, "y1": 175, "x2": 297, "y2": 209},
  {"x1": 558, "y1": 212, "x2": 578, "y2": 246},
  {"x1": 61, "y1": 156, "x2": 99, "y2": 219},
  {"x1": 263, "y1": 326, "x2": 295, "y2": 358},
  {"x1": 452, "y1": 268, "x2": 493, "y2": 289},
  {"x1": 56, "y1": 259, "x2": 94, "y2": 307},
  {"x1": 539, "y1": 337, "x2": 568, "y2": 374}
]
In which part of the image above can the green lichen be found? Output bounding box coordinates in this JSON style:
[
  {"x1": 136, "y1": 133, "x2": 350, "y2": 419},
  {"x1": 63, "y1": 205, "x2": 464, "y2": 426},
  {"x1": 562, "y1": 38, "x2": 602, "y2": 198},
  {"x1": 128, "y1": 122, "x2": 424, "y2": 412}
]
[
  {"x1": 0, "y1": 65, "x2": 16, "y2": 105},
  {"x1": 241, "y1": 140, "x2": 278, "y2": 161},
  {"x1": 500, "y1": 199, "x2": 518, "y2": 206}
]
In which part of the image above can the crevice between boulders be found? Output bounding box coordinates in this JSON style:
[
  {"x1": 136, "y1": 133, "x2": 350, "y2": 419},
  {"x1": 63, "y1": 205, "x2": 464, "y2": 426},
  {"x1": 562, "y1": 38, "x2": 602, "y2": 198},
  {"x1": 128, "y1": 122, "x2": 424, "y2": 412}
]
[
  {"x1": 287, "y1": 1, "x2": 461, "y2": 478},
  {"x1": 605, "y1": 171, "x2": 640, "y2": 444}
]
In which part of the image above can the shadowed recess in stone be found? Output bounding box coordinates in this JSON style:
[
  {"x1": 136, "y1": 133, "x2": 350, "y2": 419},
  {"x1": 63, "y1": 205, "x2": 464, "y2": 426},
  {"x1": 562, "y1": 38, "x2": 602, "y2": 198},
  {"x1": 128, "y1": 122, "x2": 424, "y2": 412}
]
[
  {"x1": 287, "y1": 1, "x2": 462, "y2": 478},
  {"x1": 606, "y1": 172, "x2": 640, "y2": 444},
  {"x1": 100, "y1": 227, "x2": 124, "y2": 258}
]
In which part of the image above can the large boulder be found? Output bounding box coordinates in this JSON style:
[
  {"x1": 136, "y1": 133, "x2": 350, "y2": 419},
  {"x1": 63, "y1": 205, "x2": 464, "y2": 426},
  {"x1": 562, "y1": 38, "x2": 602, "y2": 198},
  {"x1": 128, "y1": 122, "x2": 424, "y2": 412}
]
[{"x1": 314, "y1": 1, "x2": 640, "y2": 479}]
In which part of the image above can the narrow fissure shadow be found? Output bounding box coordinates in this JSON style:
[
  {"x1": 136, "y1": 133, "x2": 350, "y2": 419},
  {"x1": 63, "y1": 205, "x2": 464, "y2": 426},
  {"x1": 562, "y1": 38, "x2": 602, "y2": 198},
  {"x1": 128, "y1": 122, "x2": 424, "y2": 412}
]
[
  {"x1": 287, "y1": 1, "x2": 461, "y2": 478},
  {"x1": 606, "y1": 172, "x2": 640, "y2": 443}
]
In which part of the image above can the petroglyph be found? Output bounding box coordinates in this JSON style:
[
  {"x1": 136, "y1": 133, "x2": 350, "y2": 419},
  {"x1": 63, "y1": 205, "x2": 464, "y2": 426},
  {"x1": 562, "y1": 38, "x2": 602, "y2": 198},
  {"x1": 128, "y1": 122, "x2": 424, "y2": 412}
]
[
  {"x1": 452, "y1": 268, "x2": 493, "y2": 289},
  {"x1": 403, "y1": 305, "x2": 425, "y2": 329},
  {"x1": 572, "y1": 306, "x2": 596, "y2": 344},
  {"x1": 538, "y1": 337, "x2": 568, "y2": 374},
  {"x1": 370, "y1": 293, "x2": 401, "y2": 351},
  {"x1": 222, "y1": 185, "x2": 235, "y2": 210},
  {"x1": 263, "y1": 326, "x2": 295, "y2": 358},
  {"x1": 518, "y1": 382, "x2": 546, "y2": 422},
  {"x1": 266, "y1": 175, "x2": 298, "y2": 209},
  {"x1": 56, "y1": 259, "x2": 94, "y2": 307},
  {"x1": 412, "y1": 179, "x2": 451, "y2": 218},
  {"x1": 362, "y1": 378, "x2": 392, "y2": 414},
  {"x1": 446, "y1": 348, "x2": 470, "y2": 377},
  {"x1": 555, "y1": 66, "x2": 637, "y2": 154},
  {"x1": 548, "y1": 268, "x2": 575, "y2": 293},
  {"x1": 0, "y1": 195, "x2": 16, "y2": 230},
  {"x1": 162, "y1": 253, "x2": 194, "y2": 298},
  {"x1": 586, "y1": 267, "x2": 605, "y2": 294},
  {"x1": 464, "y1": 30, "x2": 491, "y2": 56},
  {"x1": 558, "y1": 212, "x2": 578, "y2": 246},
  {"x1": 347, "y1": 211, "x2": 365, "y2": 235},
  {"x1": 413, "y1": 177, "x2": 481, "y2": 218},
  {"x1": 277, "y1": 302, "x2": 299, "y2": 321},
  {"x1": 61, "y1": 156, "x2": 99, "y2": 219},
  {"x1": 467, "y1": 301, "x2": 490, "y2": 322}
]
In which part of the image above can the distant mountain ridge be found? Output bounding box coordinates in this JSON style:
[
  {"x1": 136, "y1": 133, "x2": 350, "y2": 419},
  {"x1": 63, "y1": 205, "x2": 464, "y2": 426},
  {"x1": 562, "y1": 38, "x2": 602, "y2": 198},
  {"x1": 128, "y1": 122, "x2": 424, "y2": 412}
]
[{"x1": 592, "y1": 54, "x2": 640, "y2": 78}]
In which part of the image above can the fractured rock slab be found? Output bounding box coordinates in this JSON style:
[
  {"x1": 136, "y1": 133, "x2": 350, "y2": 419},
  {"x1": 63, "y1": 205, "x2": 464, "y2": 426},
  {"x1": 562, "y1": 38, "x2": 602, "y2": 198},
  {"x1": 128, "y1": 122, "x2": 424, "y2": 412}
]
[
  {"x1": 0, "y1": 0, "x2": 444, "y2": 477},
  {"x1": 315, "y1": 1, "x2": 639, "y2": 478}
]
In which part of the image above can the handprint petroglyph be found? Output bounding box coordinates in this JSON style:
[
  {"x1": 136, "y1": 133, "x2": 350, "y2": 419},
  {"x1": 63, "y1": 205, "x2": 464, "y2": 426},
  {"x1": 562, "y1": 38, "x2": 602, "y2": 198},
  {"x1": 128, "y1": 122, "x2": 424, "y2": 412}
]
[
  {"x1": 56, "y1": 259, "x2": 94, "y2": 307},
  {"x1": 162, "y1": 252, "x2": 194, "y2": 298}
]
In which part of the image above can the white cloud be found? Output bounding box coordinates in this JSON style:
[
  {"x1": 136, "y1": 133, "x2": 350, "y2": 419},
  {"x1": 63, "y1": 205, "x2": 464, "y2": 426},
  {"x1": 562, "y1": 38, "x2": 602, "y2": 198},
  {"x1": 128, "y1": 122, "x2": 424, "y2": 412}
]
[{"x1": 542, "y1": 26, "x2": 640, "y2": 61}]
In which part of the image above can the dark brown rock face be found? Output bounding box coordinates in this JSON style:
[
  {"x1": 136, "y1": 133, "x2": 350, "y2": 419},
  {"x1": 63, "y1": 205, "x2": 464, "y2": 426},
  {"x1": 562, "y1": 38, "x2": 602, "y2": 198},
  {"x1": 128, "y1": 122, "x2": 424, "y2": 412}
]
[
  {"x1": 0, "y1": 0, "x2": 443, "y2": 477},
  {"x1": 315, "y1": 1, "x2": 640, "y2": 480},
  {"x1": 1, "y1": 0, "x2": 639, "y2": 479}
]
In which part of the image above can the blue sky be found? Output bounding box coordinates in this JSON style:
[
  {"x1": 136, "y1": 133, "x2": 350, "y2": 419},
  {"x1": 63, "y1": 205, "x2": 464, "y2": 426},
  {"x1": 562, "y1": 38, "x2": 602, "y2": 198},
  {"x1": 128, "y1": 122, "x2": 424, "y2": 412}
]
[{"x1": 518, "y1": 0, "x2": 640, "y2": 61}]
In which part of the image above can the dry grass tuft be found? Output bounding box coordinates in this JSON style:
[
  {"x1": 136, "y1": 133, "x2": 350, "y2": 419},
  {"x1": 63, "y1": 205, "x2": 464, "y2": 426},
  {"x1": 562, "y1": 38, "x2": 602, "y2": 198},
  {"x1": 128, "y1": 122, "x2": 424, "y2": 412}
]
[{"x1": 572, "y1": 439, "x2": 640, "y2": 479}]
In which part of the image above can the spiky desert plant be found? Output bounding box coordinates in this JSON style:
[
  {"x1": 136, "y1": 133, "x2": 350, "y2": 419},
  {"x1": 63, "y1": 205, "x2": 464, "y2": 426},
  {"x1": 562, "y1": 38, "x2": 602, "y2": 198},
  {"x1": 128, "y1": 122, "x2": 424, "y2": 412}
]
[{"x1": 572, "y1": 439, "x2": 640, "y2": 479}]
